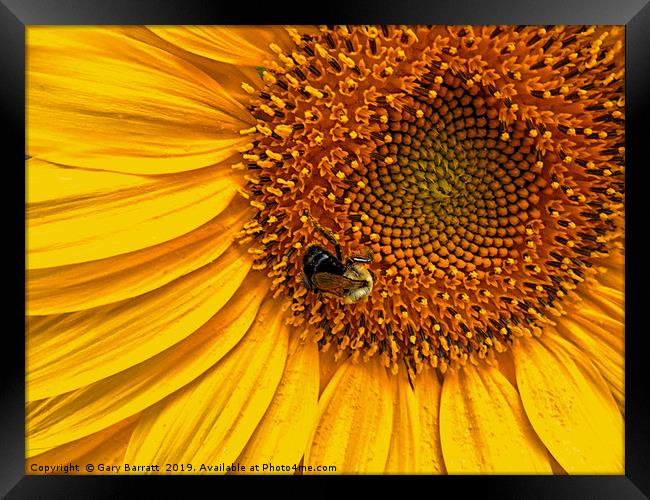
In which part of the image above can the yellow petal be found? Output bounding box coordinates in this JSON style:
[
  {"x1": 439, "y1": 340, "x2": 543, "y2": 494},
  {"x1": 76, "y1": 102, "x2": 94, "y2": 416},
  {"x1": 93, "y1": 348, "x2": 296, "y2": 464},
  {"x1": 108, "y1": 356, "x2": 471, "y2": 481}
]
[
  {"x1": 318, "y1": 347, "x2": 342, "y2": 395},
  {"x1": 550, "y1": 455, "x2": 568, "y2": 475},
  {"x1": 121, "y1": 26, "x2": 268, "y2": 110},
  {"x1": 305, "y1": 358, "x2": 393, "y2": 474},
  {"x1": 27, "y1": 161, "x2": 242, "y2": 268},
  {"x1": 496, "y1": 350, "x2": 518, "y2": 388},
  {"x1": 413, "y1": 368, "x2": 445, "y2": 473},
  {"x1": 596, "y1": 265, "x2": 624, "y2": 291},
  {"x1": 149, "y1": 26, "x2": 290, "y2": 67},
  {"x1": 556, "y1": 316, "x2": 624, "y2": 411},
  {"x1": 26, "y1": 272, "x2": 267, "y2": 456},
  {"x1": 27, "y1": 415, "x2": 139, "y2": 473},
  {"x1": 132, "y1": 26, "x2": 322, "y2": 113},
  {"x1": 27, "y1": 158, "x2": 147, "y2": 203},
  {"x1": 27, "y1": 194, "x2": 251, "y2": 315},
  {"x1": 147, "y1": 26, "x2": 318, "y2": 108},
  {"x1": 27, "y1": 27, "x2": 252, "y2": 174},
  {"x1": 596, "y1": 248, "x2": 624, "y2": 288},
  {"x1": 595, "y1": 283, "x2": 624, "y2": 306},
  {"x1": 27, "y1": 245, "x2": 252, "y2": 399},
  {"x1": 513, "y1": 332, "x2": 624, "y2": 473},
  {"x1": 236, "y1": 334, "x2": 319, "y2": 473},
  {"x1": 385, "y1": 370, "x2": 420, "y2": 473},
  {"x1": 581, "y1": 284, "x2": 624, "y2": 323},
  {"x1": 573, "y1": 306, "x2": 624, "y2": 356},
  {"x1": 440, "y1": 364, "x2": 553, "y2": 473},
  {"x1": 123, "y1": 297, "x2": 289, "y2": 470}
]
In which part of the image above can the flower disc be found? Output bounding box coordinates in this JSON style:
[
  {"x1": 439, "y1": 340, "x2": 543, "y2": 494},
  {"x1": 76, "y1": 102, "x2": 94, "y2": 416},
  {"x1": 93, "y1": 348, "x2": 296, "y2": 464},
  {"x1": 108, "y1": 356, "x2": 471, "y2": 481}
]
[{"x1": 237, "y1": 25, "x2": 624, "y2": 377}]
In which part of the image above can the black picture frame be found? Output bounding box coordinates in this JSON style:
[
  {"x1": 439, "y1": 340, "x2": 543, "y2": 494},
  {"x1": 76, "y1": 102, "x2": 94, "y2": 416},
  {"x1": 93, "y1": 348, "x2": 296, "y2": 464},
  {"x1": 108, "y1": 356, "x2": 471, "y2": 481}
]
[{"x1": 5, "y1": 0, "x2": 648, "y2": 497}]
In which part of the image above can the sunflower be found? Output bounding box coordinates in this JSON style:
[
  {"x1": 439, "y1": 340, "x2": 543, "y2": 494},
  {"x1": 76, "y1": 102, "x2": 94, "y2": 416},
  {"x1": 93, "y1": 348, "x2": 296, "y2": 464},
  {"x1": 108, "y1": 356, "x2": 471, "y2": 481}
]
[{"x1": 26, "y1": 25, "x2": 624, "y2": 475}]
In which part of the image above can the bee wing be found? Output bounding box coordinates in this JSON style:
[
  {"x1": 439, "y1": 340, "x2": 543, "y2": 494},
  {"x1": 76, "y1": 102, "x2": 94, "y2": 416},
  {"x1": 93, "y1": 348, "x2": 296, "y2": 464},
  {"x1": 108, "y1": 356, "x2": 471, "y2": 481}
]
[{"x1": 312, "y1": 272, "x2": 361, "y2": 295}]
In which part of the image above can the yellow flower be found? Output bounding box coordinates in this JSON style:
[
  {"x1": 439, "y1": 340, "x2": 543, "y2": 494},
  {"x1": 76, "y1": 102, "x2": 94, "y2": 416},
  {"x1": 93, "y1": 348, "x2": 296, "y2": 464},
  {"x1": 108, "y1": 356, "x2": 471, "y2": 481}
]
[{"x1": 26, "y1": 25, "x2": 624, "y2": 474}]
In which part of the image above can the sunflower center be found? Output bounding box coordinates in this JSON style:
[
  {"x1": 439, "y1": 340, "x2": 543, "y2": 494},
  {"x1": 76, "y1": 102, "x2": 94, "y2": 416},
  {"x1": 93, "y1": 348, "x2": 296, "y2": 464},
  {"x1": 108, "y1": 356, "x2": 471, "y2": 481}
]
[{"x1": 236, "y1": 25, "x2": 624, "y2": 377}]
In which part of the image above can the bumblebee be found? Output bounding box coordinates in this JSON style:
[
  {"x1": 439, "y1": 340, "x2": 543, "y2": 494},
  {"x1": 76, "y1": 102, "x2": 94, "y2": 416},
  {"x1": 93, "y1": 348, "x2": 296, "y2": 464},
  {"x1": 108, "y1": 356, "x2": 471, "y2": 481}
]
[{"x1": 302, "y1": 210, "x2": 374, "y2": 304}]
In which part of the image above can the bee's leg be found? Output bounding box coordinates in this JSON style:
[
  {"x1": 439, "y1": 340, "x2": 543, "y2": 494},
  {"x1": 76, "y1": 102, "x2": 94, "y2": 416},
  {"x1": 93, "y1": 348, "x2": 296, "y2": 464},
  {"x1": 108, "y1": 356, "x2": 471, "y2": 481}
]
[
  {"x1": 347, "y1": 255, "x2": 372, "y2": 265},
  {"x1": 332, "y1": 241, "x2": 343, "y2": 263},
  {"x1": 302, "y1": 271, "x2": 313, "y2": 290},
  {"x1": 346, "y1": 248, "x2": 374, "y2": 267},
  {"x1": 304, "y1": 209, "x2": 342, "y2": 262}
]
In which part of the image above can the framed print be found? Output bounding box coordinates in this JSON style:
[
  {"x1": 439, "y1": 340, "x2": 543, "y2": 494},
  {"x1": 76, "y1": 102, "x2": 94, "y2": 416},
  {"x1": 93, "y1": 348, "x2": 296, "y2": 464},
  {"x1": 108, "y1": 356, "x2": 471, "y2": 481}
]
[{"x1": 5, "y1": 0, "x2": 649, "y2": 497}]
